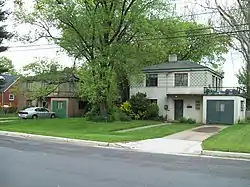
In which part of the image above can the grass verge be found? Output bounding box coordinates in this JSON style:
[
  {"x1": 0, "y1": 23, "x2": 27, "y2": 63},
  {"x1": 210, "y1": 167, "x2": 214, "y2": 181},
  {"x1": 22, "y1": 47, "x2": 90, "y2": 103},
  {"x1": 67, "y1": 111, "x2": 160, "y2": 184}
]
[
  {"x1": 202, "y1": 124, "x2": 250, "y2": 153},
  {"x1": 0, "y1": 118, "x2": 196, "y2": 142}
]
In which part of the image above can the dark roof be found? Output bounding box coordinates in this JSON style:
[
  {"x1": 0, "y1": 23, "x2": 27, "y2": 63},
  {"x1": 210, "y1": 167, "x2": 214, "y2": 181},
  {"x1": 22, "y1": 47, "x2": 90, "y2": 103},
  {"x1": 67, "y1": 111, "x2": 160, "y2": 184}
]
[
  {"x1": 0, "y1": 74, "x2": 19, "y2": 92},
  {"x1": 142, "y1": 60, "x2": 223, "y2": 77}
]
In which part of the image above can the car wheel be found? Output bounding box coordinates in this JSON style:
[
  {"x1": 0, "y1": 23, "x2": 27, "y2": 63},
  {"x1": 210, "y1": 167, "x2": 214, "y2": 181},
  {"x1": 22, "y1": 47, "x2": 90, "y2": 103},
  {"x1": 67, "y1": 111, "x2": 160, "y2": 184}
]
[
  {"x1": 51, "y1": 114, "x2": 55, "y2": 119},
  {"x1": 32, "y1": 115, "x2": 38, "y2": 119}
]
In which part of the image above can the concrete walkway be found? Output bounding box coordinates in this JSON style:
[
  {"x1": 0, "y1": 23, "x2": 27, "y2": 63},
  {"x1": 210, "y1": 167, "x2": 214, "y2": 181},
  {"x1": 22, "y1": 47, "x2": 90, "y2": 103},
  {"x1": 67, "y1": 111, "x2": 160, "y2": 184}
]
[
  {"x1": 117, "y1": 125, "x2": 228, "y2": 155},
  {"x1": 117, "y1": 123, "x2": 169, "y2": 132}
]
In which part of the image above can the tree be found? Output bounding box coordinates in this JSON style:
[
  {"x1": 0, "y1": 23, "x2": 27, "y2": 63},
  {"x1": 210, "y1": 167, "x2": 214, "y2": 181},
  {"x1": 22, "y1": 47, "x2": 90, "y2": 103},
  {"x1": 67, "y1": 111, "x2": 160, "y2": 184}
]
[
  {"x1": 0, "y1": 57, "x2": 17, "y2": 75},
  {"x1": 0, "y1": 1, "x2": 13, "y2": 85},
  {"x1": 236, "y1": 66, "x2": 247, "y2": 90},
  {"x1": 199, "y1": 0, "x2": 250, "y2": 99},
  {"x1": 14, "y1": 0, "x2": 230, "y2": 119}
]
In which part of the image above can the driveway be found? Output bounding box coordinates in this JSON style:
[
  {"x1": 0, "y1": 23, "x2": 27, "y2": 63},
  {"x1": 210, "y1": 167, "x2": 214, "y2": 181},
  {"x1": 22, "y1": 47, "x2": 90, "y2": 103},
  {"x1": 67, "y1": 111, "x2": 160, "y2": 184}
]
[{"x1": 118, "y1": 125, "x2": 227, "y2": 155}]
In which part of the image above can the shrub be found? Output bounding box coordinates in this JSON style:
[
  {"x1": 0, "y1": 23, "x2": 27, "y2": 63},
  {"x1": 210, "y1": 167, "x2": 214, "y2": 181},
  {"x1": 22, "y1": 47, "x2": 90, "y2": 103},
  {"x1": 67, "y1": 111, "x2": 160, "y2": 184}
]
[
  {"x1": 120, "y1": 101, "x2": 132, "y2": 116},
  {"x1": 146, "y1": 103, "x2": 159, "y2": 119},
  {"x1": 129, "y1": 92, "x2": 150, "y2": 115},
  {"x1": 179, "y1": 117, "x2": 196, "y2": 124},
  {"x1": 119, "y1": 112, "x2": 131, "y2": 121},
  {"x1": 153, "y1": 115, "x2": 165, "y2": 122}
]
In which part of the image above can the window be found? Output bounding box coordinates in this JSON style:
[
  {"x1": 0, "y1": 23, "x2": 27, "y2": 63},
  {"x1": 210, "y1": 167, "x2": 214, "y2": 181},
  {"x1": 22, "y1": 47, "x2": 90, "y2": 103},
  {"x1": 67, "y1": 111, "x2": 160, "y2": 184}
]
[
  {"x1": 150, "y1": 99, "x2": 157, "y2": 104},
  {"x1": 26, "y1": 100, "x2": 32, "y2": 107},
  {"x1": 79, "y1": 101, "x2": 87, "y2": 110},
  {"x1": 41, "y1": 81, "x2": 48, "y2": 87},
  {"x1": 195, "y1": 100, "x2": 201, "y2": 110},
  {"x1": 218, "y1": 79, "x2": 221, "y2": 88},
  {"x1": 9, "y1": 94, "x2": 14, "y2": 101},
  {"x1": 69, "y1": 83, "x2": 76, "y2": 92},
  {"x1": 146, "y1": 74, "x2": 158, "y2": 87},
  {"x1": 40, "y1": 108, "x2": 49, "y2": 112},
  {"x1": 26, "y1": 82, "x2": 33, "y2": 91},
  {"x1": 57, "y1": 101, "x2": 63, "y2": 109},
  {"x1": 241, "y1": 100, "x2": 244, "y2": 111},
  {"x1": 212, "y1": 75, "x2": 215, "y2": 87},
  {"x1": 216, "y1": 77, "x2": 218, "y2": 88},
  {"x1": 174, "y1": 73, "x2": 188, "y2": 87}
]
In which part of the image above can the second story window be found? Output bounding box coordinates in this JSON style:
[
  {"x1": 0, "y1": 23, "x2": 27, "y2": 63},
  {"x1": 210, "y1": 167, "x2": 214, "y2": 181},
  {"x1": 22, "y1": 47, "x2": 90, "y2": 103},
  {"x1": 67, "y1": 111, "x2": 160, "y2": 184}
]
[
  {"x1": 146, "y1": 74, "x2": 158, "y2": 87},
  {"x1": 26, "y1": 82, "x2": 33, "y2": 91},
  {"x1": 41, "y1": 81, "x2": 48, "y2": 87},
  {"x1": 174, "y1": 73, "x2": 188, "y2": 87},
  {"x1": 212, "y1": 75, "x2": 215, "y2": 87}
]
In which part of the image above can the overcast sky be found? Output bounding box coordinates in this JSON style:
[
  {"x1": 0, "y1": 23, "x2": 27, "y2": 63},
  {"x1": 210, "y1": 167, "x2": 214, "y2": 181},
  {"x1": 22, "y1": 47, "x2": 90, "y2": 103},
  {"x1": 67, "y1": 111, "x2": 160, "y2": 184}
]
[{"x1": 0, "y1": 0, "x2": 244, "y2": 87}]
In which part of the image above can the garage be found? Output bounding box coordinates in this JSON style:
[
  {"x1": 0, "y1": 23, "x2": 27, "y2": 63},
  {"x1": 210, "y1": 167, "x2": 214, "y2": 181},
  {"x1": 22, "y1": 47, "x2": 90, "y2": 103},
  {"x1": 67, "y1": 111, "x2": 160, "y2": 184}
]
[
  {"x1": 206, "y1": 100, "x2": 234, "y2": 124},
  {"x1": 203, "y1": 96, "x2": 246, "y2": 125}
]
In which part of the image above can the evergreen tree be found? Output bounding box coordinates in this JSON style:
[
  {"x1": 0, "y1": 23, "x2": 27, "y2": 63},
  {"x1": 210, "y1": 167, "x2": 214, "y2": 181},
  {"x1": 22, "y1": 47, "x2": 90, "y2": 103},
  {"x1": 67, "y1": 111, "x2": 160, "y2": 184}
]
[{"x1": 0, "y1": 0, "x2": 12, "y2": 86}]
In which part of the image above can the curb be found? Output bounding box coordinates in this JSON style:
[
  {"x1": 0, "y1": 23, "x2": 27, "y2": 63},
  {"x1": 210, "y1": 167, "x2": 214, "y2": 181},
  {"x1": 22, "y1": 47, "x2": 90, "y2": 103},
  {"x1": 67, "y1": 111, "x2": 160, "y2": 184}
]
[
  {"x1": 0, "y1": 131, "x2": 132, "y2": 150},
  {"x1": 202, "y1": 150, "x2": 250, "y2": 159}
]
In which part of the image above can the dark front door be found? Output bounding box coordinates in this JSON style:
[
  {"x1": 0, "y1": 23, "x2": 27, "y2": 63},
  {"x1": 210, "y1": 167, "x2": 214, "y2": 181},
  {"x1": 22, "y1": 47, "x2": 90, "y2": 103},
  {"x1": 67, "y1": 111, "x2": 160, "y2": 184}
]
[
  {"x1": 206, "y1": 100, "x2": 234, "y2": 124},
  {"x1": 174, "y1": 100, "x2": 183, "y2": 120}
]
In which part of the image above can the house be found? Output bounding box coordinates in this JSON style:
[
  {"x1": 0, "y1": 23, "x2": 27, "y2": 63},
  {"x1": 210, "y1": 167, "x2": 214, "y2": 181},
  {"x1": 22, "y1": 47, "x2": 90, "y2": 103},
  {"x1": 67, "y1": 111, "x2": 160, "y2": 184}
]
[
  {"x1": 0, "y1": 74, "x2": 20, "y2": 110},
  {"x1": 130, "y1": 54, "x2": 246, "y2": 124},
  {"x1": 19, "y1": 71, "x2": 87, "y2": 118}
]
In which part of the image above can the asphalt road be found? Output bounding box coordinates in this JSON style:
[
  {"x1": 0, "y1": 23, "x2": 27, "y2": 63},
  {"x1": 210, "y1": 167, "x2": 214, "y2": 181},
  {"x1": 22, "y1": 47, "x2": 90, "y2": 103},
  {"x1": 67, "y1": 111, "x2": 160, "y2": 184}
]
[{"x1": 0, "y1": 135, "x2": 250, "y2": 187}]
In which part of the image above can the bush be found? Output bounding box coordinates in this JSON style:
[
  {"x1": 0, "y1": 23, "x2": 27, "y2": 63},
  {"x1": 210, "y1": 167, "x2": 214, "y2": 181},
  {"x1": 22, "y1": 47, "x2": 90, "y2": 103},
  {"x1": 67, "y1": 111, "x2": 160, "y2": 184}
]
[
  {"x1": 146, "y1": 103, "x2": 159, "y2": 119},
  {"x1": 153, "y1": 115, "x2": 165, "y2": 122},
  {"x1": 179, "y1": 117, "x2": 196, "y2": 124},
  {"x1": 120, "y1": 101, "x2": 132, "y2": 116},
  {"x1": 119, "y1": 112, "x2": 131, "y2": 121},
  {"x1": 129, "y1": 92, "x2": 151, "y2": 115}
]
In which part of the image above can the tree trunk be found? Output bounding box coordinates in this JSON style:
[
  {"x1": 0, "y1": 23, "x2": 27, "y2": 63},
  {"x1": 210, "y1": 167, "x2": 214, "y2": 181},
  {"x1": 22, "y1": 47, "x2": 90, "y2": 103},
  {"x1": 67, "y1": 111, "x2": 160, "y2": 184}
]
[
  {"x1": 99, "y1": 101, "x2": 108, "y2": 119},
  {"x1": 117, "y1": 73, "x2": 130, "y2": 103}
]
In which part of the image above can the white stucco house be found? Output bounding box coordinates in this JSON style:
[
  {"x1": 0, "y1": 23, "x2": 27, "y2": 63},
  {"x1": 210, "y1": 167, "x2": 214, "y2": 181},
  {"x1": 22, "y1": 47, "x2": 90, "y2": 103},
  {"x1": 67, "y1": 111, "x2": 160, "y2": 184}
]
[{"x1": 130, "y1": 55, "x2": 246, "y2": 124}]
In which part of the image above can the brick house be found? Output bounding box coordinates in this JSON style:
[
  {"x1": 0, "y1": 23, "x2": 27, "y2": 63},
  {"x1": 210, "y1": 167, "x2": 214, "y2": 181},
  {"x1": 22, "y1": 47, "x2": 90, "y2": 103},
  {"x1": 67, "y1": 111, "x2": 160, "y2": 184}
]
[{"x1": 0, "y1": 75, "x2": 20, "y2": 110}]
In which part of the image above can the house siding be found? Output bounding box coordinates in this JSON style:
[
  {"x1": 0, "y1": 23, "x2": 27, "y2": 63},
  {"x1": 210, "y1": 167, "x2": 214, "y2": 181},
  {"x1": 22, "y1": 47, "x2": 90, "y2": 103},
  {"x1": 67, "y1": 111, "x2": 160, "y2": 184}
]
[
  {"x1": 130, "y1": 69, "x2": 222, "y2": 119},
  {"x1": 130, "y1": 73, "x2": 168, "y2": 116},
  {"x1": 167, "y1": 95, "x2": 203, "y2": 123}
]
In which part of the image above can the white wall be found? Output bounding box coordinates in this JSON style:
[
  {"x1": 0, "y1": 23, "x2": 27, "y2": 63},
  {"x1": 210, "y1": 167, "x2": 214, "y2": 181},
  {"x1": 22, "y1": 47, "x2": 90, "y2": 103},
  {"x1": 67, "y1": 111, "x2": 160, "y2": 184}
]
[
  {"x1": 130, "y1": 73, "x2": 168, "y2": 116},
  {"x1": 203, "y1": 96, "x2": 246, "y2": 124},
  {"x1": 167, "y1": 95, "x2": 203, "y2": 123}
]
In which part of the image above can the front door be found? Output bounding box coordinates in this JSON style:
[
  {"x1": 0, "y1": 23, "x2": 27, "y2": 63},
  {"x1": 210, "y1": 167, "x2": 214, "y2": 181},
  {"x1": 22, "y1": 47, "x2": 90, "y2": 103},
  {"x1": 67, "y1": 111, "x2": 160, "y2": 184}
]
[
  {"x1": 174, "y1": 100, "x2": 183, "y2": 120},
  {"x1": 52, "y1": 100, "x2": 67, "y2": 118}
]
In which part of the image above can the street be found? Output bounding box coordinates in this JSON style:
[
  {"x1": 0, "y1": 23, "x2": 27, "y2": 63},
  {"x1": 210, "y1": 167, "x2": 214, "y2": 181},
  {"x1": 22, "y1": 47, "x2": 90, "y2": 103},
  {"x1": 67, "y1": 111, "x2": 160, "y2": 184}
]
[{"x1": 0, "y1": 135, "x2": 250, "y2": 187}]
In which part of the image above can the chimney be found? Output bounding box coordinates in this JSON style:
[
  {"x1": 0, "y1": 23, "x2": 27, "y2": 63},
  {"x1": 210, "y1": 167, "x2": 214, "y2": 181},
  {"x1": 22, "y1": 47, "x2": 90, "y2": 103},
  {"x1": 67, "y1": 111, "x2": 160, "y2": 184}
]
[{"x1": 168, "y1": 54, "x2": 177, "y2": 62}]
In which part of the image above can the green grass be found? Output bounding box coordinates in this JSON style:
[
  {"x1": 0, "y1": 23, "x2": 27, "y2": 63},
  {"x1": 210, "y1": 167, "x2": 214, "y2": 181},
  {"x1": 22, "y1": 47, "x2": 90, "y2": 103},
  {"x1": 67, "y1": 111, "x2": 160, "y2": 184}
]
[
  {"x1": 203, "y1": 124, "x2": 250, "y2": 153},
  {"x1": 0, "y1": 113, "x2": 17, "y2": 118},
  {"x1": 0, "y1": 118, "x2": 196, "y2": 142}
]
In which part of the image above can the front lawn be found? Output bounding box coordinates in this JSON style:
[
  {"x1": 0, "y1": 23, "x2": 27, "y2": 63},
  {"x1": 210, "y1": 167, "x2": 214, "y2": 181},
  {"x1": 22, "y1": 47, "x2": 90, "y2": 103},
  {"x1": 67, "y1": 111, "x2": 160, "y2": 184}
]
[
  {"x1": 0, "y1": 118, "x2": 196, "y2": 142},
  {"x1": 203, "y1": 124, "x2": 250, "y2": 153}
]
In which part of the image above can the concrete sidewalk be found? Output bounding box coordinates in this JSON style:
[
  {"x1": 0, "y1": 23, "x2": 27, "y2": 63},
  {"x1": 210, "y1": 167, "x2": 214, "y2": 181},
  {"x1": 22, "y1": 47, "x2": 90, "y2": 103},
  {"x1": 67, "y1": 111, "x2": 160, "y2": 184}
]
[{"x1": 117, "y1": 125, "x2": 227, "y2": 155}]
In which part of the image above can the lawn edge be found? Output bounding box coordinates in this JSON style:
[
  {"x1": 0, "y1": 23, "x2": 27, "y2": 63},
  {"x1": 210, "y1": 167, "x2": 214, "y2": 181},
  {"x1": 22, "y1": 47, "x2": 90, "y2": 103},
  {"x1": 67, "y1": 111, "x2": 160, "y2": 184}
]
[
  {"x1": 202, "y1": 150, "x2": 250, "y2": 159},
  {"x1": 0, "y1": 130, "x2": 133, "y2": 150}
]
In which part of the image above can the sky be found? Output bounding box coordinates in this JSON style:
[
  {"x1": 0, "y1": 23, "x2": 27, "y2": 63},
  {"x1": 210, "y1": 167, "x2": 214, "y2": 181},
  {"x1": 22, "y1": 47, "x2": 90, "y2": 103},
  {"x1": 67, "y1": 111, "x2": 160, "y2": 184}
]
[{"x1": 0, "y1": 0, "x2": 244, "y2": 87}]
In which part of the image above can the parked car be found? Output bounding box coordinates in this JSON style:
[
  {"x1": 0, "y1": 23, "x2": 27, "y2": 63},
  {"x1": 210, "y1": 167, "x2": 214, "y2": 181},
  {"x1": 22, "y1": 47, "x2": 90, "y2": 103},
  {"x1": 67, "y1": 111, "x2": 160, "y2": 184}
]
[{"x1": 18, "y1": 107, "x2": 56, "y2": 119}]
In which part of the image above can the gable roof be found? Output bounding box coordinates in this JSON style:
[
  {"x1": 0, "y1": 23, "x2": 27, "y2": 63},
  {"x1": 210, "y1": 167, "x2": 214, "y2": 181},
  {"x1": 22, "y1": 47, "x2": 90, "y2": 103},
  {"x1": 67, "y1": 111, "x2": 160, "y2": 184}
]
[
  {"x1": 142, "y1": 60, "x2": 223, "y2": 78},
  {"x1": 0, "y1": 74, "x2": 19, "y2": 92}
]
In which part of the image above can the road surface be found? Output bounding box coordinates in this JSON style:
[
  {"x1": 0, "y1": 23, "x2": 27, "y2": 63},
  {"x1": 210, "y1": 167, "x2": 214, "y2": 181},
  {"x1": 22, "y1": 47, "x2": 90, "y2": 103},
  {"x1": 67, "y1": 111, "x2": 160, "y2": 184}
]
[{"x1": 0, "y1": 135, "x2": 250, "y2": 187}]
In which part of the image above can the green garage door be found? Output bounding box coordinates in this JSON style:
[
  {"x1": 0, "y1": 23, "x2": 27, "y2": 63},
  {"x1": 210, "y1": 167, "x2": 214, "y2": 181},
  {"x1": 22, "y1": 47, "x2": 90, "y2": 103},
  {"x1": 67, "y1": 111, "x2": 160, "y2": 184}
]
[
  {"x1": 52, "y1": 100, "x2": 67, "y2": 118},
  {"x1": 206, "y1": 100, "x2": 234, "y2": 124}
]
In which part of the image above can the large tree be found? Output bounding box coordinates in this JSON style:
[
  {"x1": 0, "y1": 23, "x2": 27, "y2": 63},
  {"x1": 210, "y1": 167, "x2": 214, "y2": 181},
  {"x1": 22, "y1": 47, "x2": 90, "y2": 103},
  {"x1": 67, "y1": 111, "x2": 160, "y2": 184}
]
[
  {"x1": 0, "y1": 1, "x2": 12, "y2": 86},
  {"x1": 14, "y1": 0, "x2": 230, "y2": 118},
  {"x1": 199, "y1": 0, "x2": 250, "y2": 99}
]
